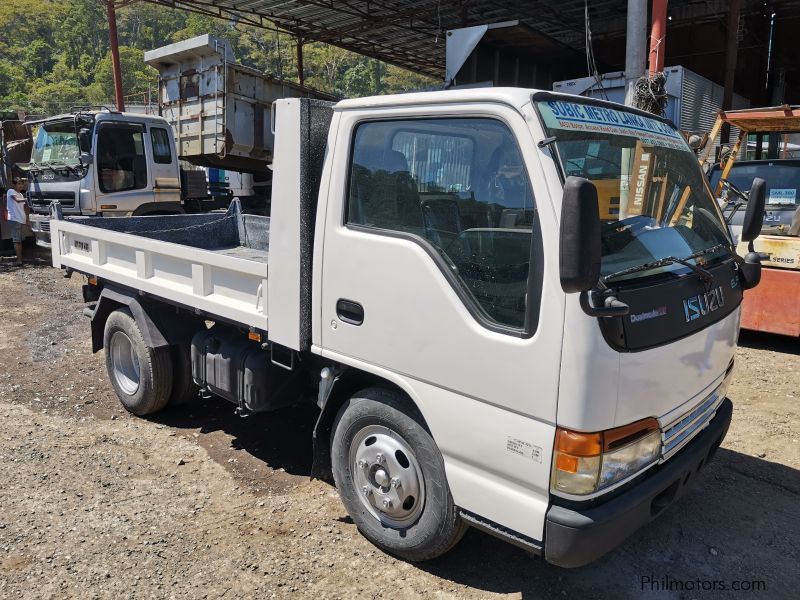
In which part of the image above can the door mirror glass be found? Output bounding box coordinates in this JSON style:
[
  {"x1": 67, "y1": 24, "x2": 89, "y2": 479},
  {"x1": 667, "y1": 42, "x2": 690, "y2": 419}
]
[
  {"x1": 560, "y1": 176, "x2": 601, "y2": 293},
  {"x1": 741, "y1": 177, "x2": 766, "y2": 242},
  {"x1": 78, "y1": 128, "x2": 92, "y2": 153}
]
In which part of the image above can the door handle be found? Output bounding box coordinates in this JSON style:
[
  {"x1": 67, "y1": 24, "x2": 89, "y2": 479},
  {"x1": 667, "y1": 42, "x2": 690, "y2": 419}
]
[{"x1": 336, "y1": 299, "x2": 364, "y2": 325}]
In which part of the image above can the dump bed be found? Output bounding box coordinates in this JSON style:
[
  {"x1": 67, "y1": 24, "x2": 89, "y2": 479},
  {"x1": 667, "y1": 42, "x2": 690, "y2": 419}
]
[
  {"x1": 50, "y1": 97, "x2": 334, "y2": 351},
  {"x1": 50, "y1": 203, "x2": 271, "y2": 330},
  {"x1": 144, "y1": 34, "x2": 336, "y2": 174}
]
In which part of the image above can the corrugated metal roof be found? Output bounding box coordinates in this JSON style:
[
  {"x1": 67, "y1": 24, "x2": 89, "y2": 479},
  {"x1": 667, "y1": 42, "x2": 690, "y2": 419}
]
[{"x1": 142, "y1": 0, "x2": 800, "y2": 84}]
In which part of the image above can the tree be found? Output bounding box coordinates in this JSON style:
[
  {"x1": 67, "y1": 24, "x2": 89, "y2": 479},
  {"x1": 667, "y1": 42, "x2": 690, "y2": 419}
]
[
  {"x1": 26, "y1": 79, "x2": 87, "y2": 114},
  {"x1": 87, "y1": 45, "x2": 158, "y2": 106},
  {"x1": 55, "y1": 0, "x2": 108, "y2": 70}
]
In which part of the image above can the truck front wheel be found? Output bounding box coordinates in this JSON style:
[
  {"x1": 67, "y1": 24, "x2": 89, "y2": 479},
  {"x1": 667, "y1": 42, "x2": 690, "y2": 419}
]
[
  {"x1": 331, "y1": 388, "x2": 466, "y2": 561},
  {"x1": 103, "y1": 308, "x2": 173, "y2": 416}
]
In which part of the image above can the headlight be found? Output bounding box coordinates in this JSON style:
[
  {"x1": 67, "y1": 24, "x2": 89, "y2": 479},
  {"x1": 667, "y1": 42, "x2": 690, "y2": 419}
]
[
  {"x1": 598, "y1": 430, "x2": 661, "y2": 488},
  {"x1": 552, "y1": 418, "x2": 661, "y2": 496}
]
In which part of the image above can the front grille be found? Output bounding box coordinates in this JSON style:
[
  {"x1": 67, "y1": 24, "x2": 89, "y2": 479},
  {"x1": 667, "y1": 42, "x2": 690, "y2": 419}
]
[
  {"x1": 28, "y1": 191, "x2": 76, "y2": 209},
  {"x1": 661, "y1": 387, "x2": 724, "y2": 461}
]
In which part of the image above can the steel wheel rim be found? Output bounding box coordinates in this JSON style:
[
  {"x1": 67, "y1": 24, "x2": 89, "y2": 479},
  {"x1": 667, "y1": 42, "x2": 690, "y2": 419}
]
[
  {"x1": 349, "y1": 424, "x2": 426, "y2": 528},
  {"x1": 110, "y1": 331, "x2": 140, "y2": 396}
]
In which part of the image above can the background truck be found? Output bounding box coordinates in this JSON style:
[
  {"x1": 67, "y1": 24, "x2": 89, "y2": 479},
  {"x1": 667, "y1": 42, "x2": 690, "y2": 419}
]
[
  {"x1": 700, "y1": 105, "x2": 800, "y2": 337},
  {"x1": 19, "y1": 34, "x2": 333, "y2": 245},
  {"x1": 49, "y1": 91, "x2": 764, "y2": 567},
  {"x1": 20, "y1": 108, "x2": 210, "y2": 246}
]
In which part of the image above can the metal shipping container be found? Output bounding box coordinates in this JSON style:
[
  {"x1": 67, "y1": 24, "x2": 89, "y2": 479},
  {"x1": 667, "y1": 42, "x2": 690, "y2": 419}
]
[
  {"x1": 144, "y1": 35, "x2": 336, "y2": 174},
  {"x1": 553, "y1": 66, "x2": 749, "y2": 153}
]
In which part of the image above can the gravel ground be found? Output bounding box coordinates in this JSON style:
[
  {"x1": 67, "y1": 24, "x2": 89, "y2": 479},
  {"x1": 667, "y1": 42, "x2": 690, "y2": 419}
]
[{"x1": 1, "y1": 247, "x2": 799, "y2": 599}]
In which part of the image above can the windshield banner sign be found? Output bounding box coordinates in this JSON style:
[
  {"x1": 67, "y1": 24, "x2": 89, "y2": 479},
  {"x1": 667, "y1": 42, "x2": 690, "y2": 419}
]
[{"x1": 539, "y1": 100, "x2": 687, "y2": 151}]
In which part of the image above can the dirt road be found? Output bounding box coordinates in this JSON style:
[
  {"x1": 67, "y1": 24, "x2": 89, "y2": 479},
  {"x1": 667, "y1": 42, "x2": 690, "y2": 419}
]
[{"x1": 1, "y1": 248, "x2": 799, "y2": 599}]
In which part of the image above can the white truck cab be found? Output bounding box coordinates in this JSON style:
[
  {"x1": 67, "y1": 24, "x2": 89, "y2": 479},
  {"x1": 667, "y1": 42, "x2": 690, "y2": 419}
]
[
  {"x1": 26, "y1": 109, "x2": 184, "y2": 245},
  {"x1": 50, "y1": 90, "x2": 765, "y2": 567}
]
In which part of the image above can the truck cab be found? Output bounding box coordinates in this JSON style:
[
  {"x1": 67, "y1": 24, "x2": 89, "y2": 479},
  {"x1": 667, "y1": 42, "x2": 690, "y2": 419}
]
[{"x1": 25, "y1": 109, "x2": 184, "y2": 245}]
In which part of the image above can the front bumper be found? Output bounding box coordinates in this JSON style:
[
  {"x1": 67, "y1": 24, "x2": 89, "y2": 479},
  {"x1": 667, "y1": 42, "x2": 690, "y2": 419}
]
[
  {"x1": 544, "y1": 398, "x2": 733, "y2": 568},
  {"x1": 29, "y1": 214, "x2": 52, "y2": 247}
]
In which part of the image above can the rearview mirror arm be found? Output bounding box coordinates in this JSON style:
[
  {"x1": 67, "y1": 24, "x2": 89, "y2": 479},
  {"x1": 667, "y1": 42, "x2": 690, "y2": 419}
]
[{"x1": 579, "y1": 287, "x2": 630, "y2": 318}]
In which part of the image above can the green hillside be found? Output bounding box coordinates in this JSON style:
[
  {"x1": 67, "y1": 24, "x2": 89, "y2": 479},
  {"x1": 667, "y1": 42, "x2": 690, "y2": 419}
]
[{"x1": 0, "y1": 0, "x2": 435, "y2": 116}]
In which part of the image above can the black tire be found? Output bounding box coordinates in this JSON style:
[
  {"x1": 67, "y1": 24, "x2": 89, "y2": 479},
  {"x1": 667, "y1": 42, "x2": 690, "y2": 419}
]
[
  {"x1": 169, "y1": 344, "x2": 199, "y2": 406},
  {"x1": 331, "y1": 387, "x2": 466, "y2": 561},
  {"x1": 103, "y1": 308, "x2": 172, "y2": 416}
]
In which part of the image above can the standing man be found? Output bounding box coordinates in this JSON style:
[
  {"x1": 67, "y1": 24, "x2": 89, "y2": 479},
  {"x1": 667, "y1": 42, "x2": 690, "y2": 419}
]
[{"x1": 4, "y1": 177, "x2": 28, "y2": 265}]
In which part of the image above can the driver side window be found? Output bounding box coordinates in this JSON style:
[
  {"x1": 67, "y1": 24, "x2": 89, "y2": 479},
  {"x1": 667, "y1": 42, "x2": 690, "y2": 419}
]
[
  {"x1": 96, "y1": 125, "x2": 148, "y2": 193},
  {"x1": 347, "y1": 118, "x2": 538, "y2": 330}
]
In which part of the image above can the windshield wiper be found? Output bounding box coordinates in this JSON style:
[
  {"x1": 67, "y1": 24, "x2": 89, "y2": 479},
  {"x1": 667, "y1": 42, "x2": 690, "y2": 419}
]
[
  {"x1": 602, "y1": 243, "x2": 734, "y2": 285},
  {"x1": 33, "y1": 161, "x2": 60, "y2": 174},
  {"x1": 48, "y1": 160, "x2": 81, "y2": 176}
]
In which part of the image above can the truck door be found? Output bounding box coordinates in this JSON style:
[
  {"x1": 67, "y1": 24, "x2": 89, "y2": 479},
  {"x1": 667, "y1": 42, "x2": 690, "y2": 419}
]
[
  {"x1": 148, "y1": 125, "x2": 181, "y2": 207},
  {"x1": 318, "y1": 104, "x2": 565, "y2": 541},
  {"x1": 94, "y1": 122, "x2": 152, "y2": 214}
]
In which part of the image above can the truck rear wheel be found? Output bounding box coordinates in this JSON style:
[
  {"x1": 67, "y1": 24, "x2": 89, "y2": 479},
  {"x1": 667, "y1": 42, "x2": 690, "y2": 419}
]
[
  {"x1": 103, "y1": 308, "x2": 172, "y2": 416},
  {"x1": 331, "y1": 388, "x2": 466, "y2": 561}
]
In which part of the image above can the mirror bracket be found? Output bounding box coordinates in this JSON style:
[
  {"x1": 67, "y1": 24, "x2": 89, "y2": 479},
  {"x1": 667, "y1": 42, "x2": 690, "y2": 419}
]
[
  {"x1": 579, "y1": 288, "x2": 631, "y2": 318},
  {"x1": 738, "y1": 251, "x2": 762, "y2": 290}
]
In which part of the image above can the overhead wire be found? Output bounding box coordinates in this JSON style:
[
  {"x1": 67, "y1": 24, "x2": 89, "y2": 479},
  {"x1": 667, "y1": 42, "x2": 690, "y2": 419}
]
[{"x1": 584, "y1": 0, "x2": 609, "y2": 101}]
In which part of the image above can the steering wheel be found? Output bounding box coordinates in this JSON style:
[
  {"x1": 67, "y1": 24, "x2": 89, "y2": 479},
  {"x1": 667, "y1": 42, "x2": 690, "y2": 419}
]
[{"x1": 720, "y1": 178, "x2": 748, "y2": 202}]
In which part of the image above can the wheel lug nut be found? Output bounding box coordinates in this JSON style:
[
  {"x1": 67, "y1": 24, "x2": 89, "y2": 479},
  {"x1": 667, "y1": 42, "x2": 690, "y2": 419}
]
[
  {"x1": 362, "y1": 486, "x2": 371, "y2": 497},
  {"x1": 375, "y1": 453, "x2": 384, "y2": 464},
  {"x1": 390, "y1": 477, "x2": 400, "y2": 489},
  {"x1": 357, "y1": 459, "x2": 368, "y2": 469},
  {"x1": 382, "y1": 498, "x2": 392, "y2": 509}
]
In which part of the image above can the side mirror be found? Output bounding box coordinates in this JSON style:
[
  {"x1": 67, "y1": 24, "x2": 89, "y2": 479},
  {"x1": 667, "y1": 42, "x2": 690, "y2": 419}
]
[
  {"x1": 78, "y1": 128, "x2": 92, "y2": 153},
  {"x1": 560, "y1": 176, "x2": 601, "y2": 293},
  {"x1": 740, "y1": 177, "x2": 766, "y2": 244}
]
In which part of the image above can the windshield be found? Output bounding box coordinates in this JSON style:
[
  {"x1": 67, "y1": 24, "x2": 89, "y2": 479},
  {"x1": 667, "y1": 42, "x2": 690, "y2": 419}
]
[
  {"x1": 31, "y1": 121, "x2": 81, "y2": 166},
  {"x1": 536, "y1": 99, "x2": 732, "y2": 283},
  {"x1": 709, "y1": 161, "x2": 800, "y2": 207}
]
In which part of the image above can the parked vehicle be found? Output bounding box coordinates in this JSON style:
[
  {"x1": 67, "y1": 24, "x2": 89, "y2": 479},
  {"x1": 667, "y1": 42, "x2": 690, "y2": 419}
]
[
  {"x1": 700, "y1": 106, "x2": 800, "y2": 337},
  {"x1": 17, "y1": 35, "x2": 333, "y2": 247},
  {"x1": 709, "y1": 159, "x2": 800, "y2": 242},
  {"x1": 50, "y1": 91, "x2": 764, "y2": 567},
  {"x1": 18, "y1": 108, "x2": 212, "y2": 246}
]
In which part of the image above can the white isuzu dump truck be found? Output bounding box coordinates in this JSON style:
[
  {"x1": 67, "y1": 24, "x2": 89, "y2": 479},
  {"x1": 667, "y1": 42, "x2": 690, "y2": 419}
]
[{"x1": 50, "y1": 90, "x2": 766, "y2": 567}]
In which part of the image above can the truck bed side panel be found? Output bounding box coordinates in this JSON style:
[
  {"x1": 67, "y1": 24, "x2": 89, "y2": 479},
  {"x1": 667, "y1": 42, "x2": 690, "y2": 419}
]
[{"x1": 51, "y1": 219, "x2": 268, "y2": 330}]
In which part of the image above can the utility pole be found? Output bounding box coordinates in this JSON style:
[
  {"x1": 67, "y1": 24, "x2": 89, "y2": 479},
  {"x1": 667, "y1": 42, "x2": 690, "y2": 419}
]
[
  {"x1": 721, "y1": 0, "x2": 741, "y2": 144},
  {"x1": 621, "y1": 0, "x2": 649, "y2": 215},
  {"x1": 624, "y1": 0, "x2": 647, "y2": 106},
  {"x1": 648, "y1": 0, "x2": 668, "y2": 77},
  {"x1": 106, "y1": 0, "x2": 125, "y2": 112}
]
